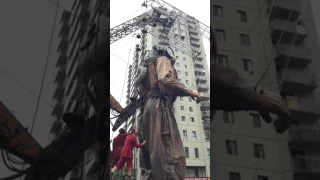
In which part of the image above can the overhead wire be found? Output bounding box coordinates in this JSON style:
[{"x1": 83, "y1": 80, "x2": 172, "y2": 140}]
[
  {"x1": 19, "y1": 0, "x2": 60, "y2": 179},
  {"x1": 0, "y1": 69, "x2": 53, "y2": 108}
]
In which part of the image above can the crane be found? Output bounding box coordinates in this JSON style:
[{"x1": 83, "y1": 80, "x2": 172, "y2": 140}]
[{"x1": 0, "y1": 0, "x2": 210, "y2": 179}]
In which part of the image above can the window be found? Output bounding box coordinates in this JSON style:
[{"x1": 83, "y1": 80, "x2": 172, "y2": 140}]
[
  {"x1": 176, "y1": 63, "x2": 180, "y2": 67},
  {"x1": 185, "y1": 147, "x2": 189, "y2": 158},
  {"x1": 189, "y1": 107, "x2": 193, "y2": 112},
  {"x1": 251, "y1": 113, "x2": 261, "y2": 128},
  {"x1": 223, "y1": 111, "x2": 234, "y2": 124},
  {"x1": 182, "y1": 116, "x2": 185, "y2": 121},
  {"x1": 180, "y1": 97, "x2": 183, "y2": 101},
  {"x1": 207, "y1": 148, "x2": 210, "y2": 157},
  {"x1": 229, "y1": 172, "x2": 240, "y2": 180},
  {"x1": 243, "y1": 59, "x2": 252, "y2": 71},
  {"x1": 175, "y1": 49, "x2": 178, "y2": 52},
  {"x1": 177, "y1": 70, "x2": 181, "y2": 75},
  {"x1": 240, "y1": 34, "x2": 250, "y2": 46},
  {"x1": 237, "y1": 10, "x2": 247, "y2": 22},
  {"x1": 192, "y1": 131, "x2": 197, "y2": 141},
  {"x1": 176, "y1": 56, "x2": 179, "y2": 60},
  {"x1": 186, "y1": 80, "x2": 189, "y2": 84},
  {"x1": 226, "y1": 140, "x2": 238, "y2": 155},
  {"x1": 181, "y1": 106, "x2": 184, "y2": 111},
  {"x1": 213, "y1": 5, "x2": 223, "y2": 17},
  {"x1": 183, "y1": 130, "x2": 188, "y2": 140},
  {"x1": 257, "y1": 176, "x2": 268, "y2": 180},
  {"x1": 182, "y1": 51, "x2": 185, "y2": 54},
  {"x1": 217, "y1": 55, "x2": 228, "y2": 66},
  {"x1": 205, "y1": 132, "x2": 210, "y2": 139},
  {"x1": 183, "y1": 57, "x2": 186, "y2": 61},
  {"x1": 216, "y1": 29, "x2": 226, "y2": 42},
  {"x1": 175, "y1": 28, "x2": 177, "y2": 31},
  {"x1": 191, "y1": 117, "x2": 194, "y2": 122},
  {"x1": 254, "y1": 143, "x2": 265, "y2": 159},
  {"x1": 195, "y1": 148, "x2": 199, "y2": 158},
  {"x1": 185, "y1": 72, "x2": 188, "y2": 76},
  {"x1": 181, "y1": 30, "x2": 184, "y2": 33},
  {"x1": 189, "y1": 97, "x2": 192, "y2": 102},
  {"x1": 184, "y1": 65, "x2": 188, "y2": 69}
]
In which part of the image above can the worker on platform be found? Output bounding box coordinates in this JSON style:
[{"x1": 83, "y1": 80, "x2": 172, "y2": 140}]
[
  {"x1": 111, "y1": 128, "x2": 146, "y2": 180},
  {"x1": 111, "y1": 128, "x2": 134, "y2": 179}
]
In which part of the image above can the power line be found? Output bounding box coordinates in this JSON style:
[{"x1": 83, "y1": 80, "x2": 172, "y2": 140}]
[
  {"x1": 30, "y1": 0, "x2": 60, "y2": 135},
  {"x1": 20, "y1": 0, "x2": 60, "y2": 179},
  {"x1": 0, "y1": 69, "x2": 53, "y2": 108}
]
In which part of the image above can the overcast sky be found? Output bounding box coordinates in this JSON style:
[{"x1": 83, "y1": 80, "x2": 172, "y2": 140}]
[
  {"x1": 110, "y1": 0, "x2": 210, "y2": 144},
  {"x1": 0, "y1": 0, "x2": 72, "y2": 178}
]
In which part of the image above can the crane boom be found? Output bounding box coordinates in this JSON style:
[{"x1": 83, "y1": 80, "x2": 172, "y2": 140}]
[{"x1": 110, "y1": 0, "x2": 209, "y2": 44}]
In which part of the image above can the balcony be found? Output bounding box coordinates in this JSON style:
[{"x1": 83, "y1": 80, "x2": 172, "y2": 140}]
[
  {"x1": 194, "y1": 60, "x2": 204, "y2": 68},
  {"x1": 267, "y1": 0, "x2": 302, "y2": 21},
  {"x1": 190, "y1": 40, "x2": 200, "y2": 47},
  {"x1": 201, "y1": 111, "x2": 210, "y2": 119},
  {"x1": 57, "y1": 39, "x2": 69, "y2": 54},
  {"x1": 50, "y1": 121, "x2": 63, "y2": 134},
  {"x1": 275, "y1": 44, "x2": 311, "y2": 68},
  {"x1": 197, "y1": 83, "x2": 209, "y2": 91},
  {"x1": 197, "y1": 55, "x2": 204, "y2": 61},
  {"x1": 278, "y1": 69, "x2": 317, "y2": 93},
  {"x1": 54, "y1": 68, "x2": 66, "y2": 84},
  {"x1": 51, "y1": 103, "x2": 64, "y2": 116},
  {"x1": 189, "y1": 33, "x2": 200, "y2": 41},
  {"x1": 159, "y1": 39, "x2": 170, "y2": 46},
  {"x1": 53, "y1": 86, "x2": 65, "y2": 100},
  {"x1": 55, "y1": 54, "x2": 67, "y2": 68},
  {"x1": 200, "y1": 92, "x2": 210, "y2": 101},
  {"x1": 194, "y1": 67, "x2": 205, "y2": 75},
  {"x1": 200, "y1": 101, "x2": 210, "y2": 110},
  {"x1": 284, "y1": 96, "x2": 320, "y2": 122},
  {"x1": 58, "y1": 24, "x2": 70, "y2": 39},
  {"x1": 202, "y1": 120, "x2": 210, "y2": 128},
  {"x1": 192, "y1": 47, "x2": 202, "y2": 55},
  {"x1": 189, "y1": 28, "x2": 199, "y2": 35},
  {"x1": 293, "y1": 156, "x2": 320, "y2": 180},
  {"x1": 270, "y1": 19, "x2": 306, "y2": 44},
  {"x1": 196, "y1": 75, "x2": 207, "y2": 83},
  {"x1": 289, "y1": 126, "x2": 320, "y2": 150},
  {"x1": 60, "y1": 10, "x2": 71, "y2": 24}
]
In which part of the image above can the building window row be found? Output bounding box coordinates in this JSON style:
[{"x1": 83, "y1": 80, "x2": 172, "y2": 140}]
[
  {"x1": 181, "y1": 116, "x2": 195, "y2": 122},
  {"x1": 229, "y1": 172, "x2": 268, "y2": 180},
  {"x1": 223, "y1": 111, "x2": 262, "y2": 128},
  {"x1": 213, "y1": 5, "x2": 247, "y2": 22},
  {"x1": 184, "y1": 147, "x2": 199, "y2": 158},
  {"x1": 226, "y1": 140, "x2": 266, "y2": 159},
  {"x1": 215, "y1": 29, "x2": 251, "y2": 46}
]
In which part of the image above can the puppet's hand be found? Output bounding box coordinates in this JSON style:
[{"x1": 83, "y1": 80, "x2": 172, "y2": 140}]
[
  {"x1": 190, "y1": 90, "x2": 201, "y2": 104},
  {"x1": 256, "y1": 90, "x2": 291, "y2": 134}
]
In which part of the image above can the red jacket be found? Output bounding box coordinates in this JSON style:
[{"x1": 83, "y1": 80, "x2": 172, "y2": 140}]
[
  {"x1": 112, "y1": 133, "x2": 130, "y2": 159},
  {"x1": 120, "y1": 134, "x2": 144, "y2": 159}
]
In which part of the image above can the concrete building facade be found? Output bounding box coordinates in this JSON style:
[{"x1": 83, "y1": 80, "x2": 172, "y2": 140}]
[
  {"x1": 125, "y1": 8, "x2": 211, "y2": 179},
  {"x1": 211, "y1": 0, "x2": 320, "y2": 180},
  {"x1": 51, "y1": 0, "x2": 103, "y2": 179}
]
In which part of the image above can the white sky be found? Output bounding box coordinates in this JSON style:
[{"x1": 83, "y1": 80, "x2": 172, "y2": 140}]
[{"x1": 110, "y1": 0, "x2": 210, "y2": 143}]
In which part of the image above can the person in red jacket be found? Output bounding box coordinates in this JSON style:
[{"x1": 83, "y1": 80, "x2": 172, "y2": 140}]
[
  {"x1": 111, "y1": 128, "x2": 146, "y2": 180},
  {"x1": 111, "y1": 128, "x2": 134, "y2": 178}
]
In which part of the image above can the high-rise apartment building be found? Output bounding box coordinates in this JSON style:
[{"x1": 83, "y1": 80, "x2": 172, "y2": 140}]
[
  {"x1": 51, "y1": 0, "x2": 102, "y2": 179},
  {"x1": 125, "y1": 8, "x2": 211, "y2": 179},
  {"x1": 212, "y1": 0, "x2": 320, "y2": 180}
]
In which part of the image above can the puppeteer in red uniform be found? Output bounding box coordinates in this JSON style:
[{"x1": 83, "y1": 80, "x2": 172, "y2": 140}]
[
  {"x1": 112, "y1": 128, "x2": 146, "y2": 180},
  {"x1": 111, "y1": 128, "x2": 134, "y2": 167}
]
